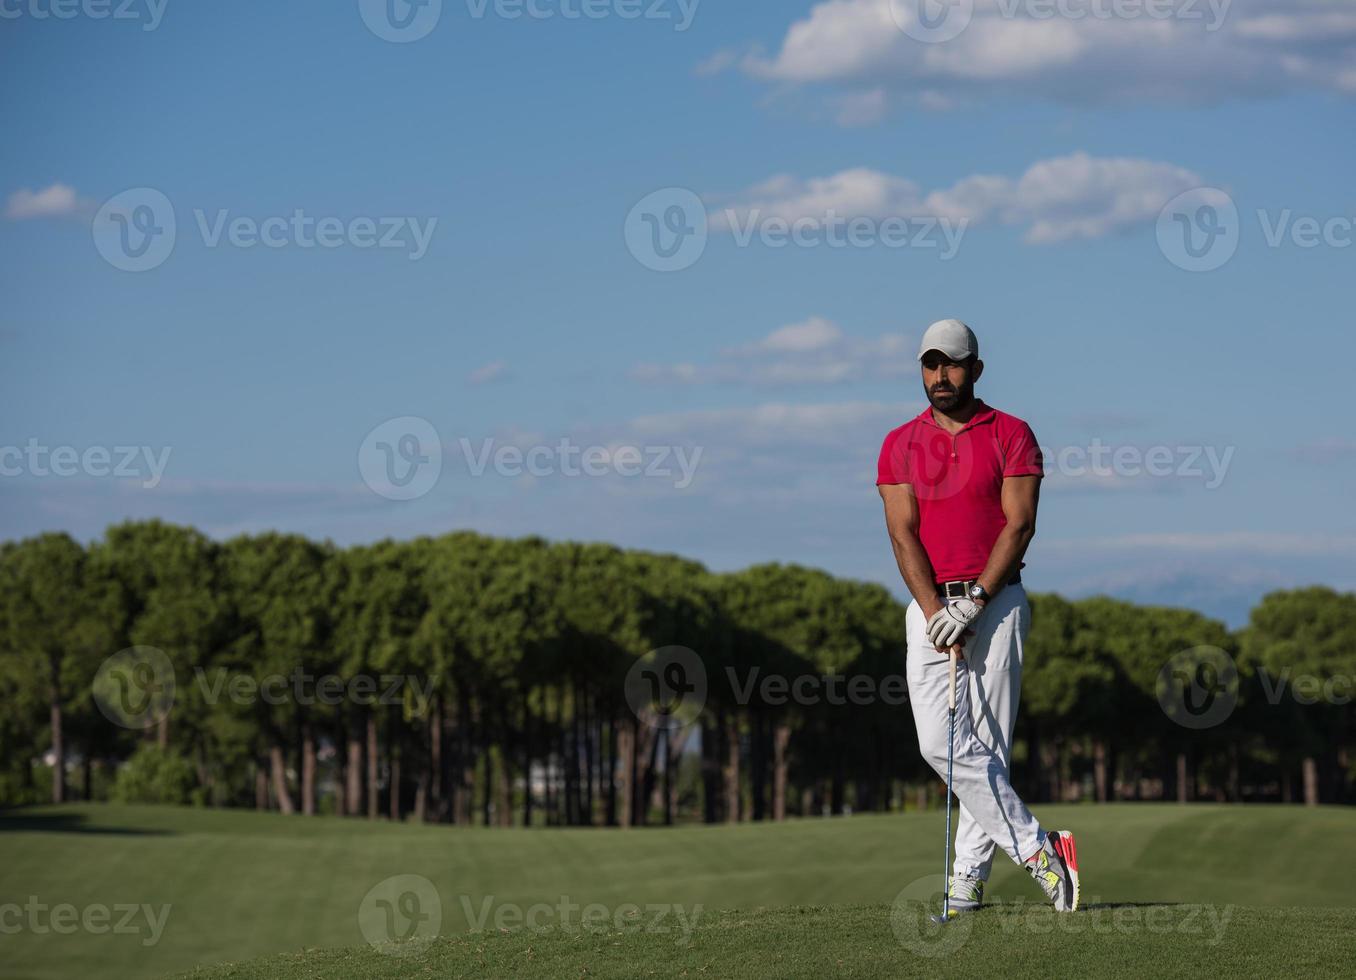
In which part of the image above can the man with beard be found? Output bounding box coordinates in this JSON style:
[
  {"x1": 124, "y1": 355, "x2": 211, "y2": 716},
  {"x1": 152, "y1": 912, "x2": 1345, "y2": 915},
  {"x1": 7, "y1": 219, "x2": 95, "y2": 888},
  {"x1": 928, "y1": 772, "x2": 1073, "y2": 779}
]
[{"x1": 876, "y1": 318, "x2": 1081, "y2": 915}]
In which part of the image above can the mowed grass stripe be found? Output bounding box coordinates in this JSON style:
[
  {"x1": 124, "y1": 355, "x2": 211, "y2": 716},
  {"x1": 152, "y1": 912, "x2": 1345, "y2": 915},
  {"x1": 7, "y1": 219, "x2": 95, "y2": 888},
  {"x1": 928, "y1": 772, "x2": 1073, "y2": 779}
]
[{"x1": 2, "y1": 803, "x2": 1355, "y2": 979}]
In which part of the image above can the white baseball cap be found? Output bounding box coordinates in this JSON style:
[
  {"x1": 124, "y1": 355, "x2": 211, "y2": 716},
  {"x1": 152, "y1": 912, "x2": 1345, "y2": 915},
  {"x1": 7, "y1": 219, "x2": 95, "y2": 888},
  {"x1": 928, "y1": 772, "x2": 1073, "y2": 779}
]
[{"x1": 917, "y1": 318, "x2": 978, "y2": 361}]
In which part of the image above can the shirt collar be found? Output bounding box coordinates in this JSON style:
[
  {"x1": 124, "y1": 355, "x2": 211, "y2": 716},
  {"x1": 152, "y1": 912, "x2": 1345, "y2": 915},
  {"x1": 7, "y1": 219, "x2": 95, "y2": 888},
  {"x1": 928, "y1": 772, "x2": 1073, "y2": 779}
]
[{"x1": 916, "y1": 400, "x2": 997, "y2": 431}]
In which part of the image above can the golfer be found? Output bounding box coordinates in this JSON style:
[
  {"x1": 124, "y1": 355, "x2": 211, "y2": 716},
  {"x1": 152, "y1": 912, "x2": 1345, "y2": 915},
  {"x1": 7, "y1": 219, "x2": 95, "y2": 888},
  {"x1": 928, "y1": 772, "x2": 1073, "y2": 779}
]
[{"x1": 876, "y1": 318, "x2": 1080, "y2": 914}]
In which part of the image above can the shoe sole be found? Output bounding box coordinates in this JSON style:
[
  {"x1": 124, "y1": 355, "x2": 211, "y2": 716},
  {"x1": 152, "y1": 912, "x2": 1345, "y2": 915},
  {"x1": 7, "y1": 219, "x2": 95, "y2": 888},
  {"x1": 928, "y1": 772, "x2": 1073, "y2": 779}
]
[{"x1": 1053, "y1": 830, "x2": 1081, "y2": 912}]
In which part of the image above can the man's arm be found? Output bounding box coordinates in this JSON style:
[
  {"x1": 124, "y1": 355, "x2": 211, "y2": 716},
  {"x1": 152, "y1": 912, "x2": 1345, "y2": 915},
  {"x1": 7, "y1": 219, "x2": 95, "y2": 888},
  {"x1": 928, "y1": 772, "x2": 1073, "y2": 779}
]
[
  {"x1": 879, "y1": 484, "x2": 944, "y2": 622},
  {"x1": 974, "y1": 475, "x2": 1040, "y2": 598}
]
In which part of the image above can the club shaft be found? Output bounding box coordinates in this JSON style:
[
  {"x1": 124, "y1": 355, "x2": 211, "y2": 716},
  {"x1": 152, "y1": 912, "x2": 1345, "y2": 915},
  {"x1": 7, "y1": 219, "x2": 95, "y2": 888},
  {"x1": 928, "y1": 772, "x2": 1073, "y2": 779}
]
[
  {"x1": 942, "y1": 705, "x2": 954, "y2": 916},
  {"x1": 942, "y1": 646, "x2": 958, "y2": 919},
  {"x1": 948, "y1": 646, "x2": 957, "y2": 711}
]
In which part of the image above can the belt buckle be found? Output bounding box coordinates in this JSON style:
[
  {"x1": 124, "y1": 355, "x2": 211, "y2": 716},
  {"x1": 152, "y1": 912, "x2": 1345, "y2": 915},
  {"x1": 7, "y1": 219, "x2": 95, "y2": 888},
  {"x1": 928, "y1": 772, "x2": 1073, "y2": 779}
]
[{"x1": 942, "y1": 579, "x2": 971, "y2": 600}]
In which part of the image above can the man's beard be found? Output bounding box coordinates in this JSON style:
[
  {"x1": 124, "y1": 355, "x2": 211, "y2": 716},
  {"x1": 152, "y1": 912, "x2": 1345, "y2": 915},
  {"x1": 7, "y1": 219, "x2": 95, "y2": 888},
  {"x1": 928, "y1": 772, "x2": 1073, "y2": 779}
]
[{"x1": 927, "y1": 382, "x2": 973, "y2": 412}]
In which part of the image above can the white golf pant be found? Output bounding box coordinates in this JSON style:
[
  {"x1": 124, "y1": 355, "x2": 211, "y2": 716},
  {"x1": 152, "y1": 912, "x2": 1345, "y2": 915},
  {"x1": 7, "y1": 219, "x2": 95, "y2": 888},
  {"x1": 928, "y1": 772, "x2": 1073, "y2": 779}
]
[{"x1": 906, "y1": 582, "x2": 1042, "y2": 880}]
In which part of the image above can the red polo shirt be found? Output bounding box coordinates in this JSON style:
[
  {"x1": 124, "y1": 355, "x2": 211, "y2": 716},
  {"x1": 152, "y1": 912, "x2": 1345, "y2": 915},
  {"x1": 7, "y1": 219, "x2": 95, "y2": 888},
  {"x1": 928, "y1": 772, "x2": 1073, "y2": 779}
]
[{"x1": 876, "y1": 402, "x2": 1043, "y2": 583}]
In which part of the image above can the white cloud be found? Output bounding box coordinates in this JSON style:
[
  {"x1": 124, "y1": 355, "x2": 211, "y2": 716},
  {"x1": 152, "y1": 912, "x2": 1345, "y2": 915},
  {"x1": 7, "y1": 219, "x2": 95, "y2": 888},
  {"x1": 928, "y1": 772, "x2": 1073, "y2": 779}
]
[
  {"x1": 429, "y1": 399, "x2": 910, "y2": 517},
  {"x1": 834, "y1": 87, "x2": 890, "y2": 125},
  {"x1": 5, "y1": 183, "x2": 83, "y2": 220},
  {"x1": 694, "y1": 49, "x2": 740, "y2": 76},
  {"x1": 711, "y1": 152, "x2": 1207, "y2": 244},
  {"x1": 711, "y1": 168, "x2": 925, "y2": 231},
  {"x1": 736, "y1": 0, "x2": 1356, "y2": 114},
  {"x1": 631, "y1": 318, "x2": 917, "y2": 386},
  {"x1": 599, "y1": 399, "x2": 911, "y2": 504},
  {"x1": 468, "y1": 361, "x2": 510, "y2": 385},
  {"x1": 757, "y1": 316, "x2": 843, "y2": 352},
  {"x1": 625, "y1": 400, "x2": 905, "y2": 445},
  {"x1": 1235, "y1": 10, "x2": 1356, "y2": 42},
  {"x1": 1004, "y1": 153, "x2": 1208, "y2": 244}
]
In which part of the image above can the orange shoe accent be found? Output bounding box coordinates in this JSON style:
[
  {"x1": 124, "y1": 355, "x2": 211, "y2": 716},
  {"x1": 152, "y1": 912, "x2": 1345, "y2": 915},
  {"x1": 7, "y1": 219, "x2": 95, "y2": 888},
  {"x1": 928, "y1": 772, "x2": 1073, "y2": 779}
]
[{"x1": 1054, "y1": 831, "x2": 1079, "y2": 871}]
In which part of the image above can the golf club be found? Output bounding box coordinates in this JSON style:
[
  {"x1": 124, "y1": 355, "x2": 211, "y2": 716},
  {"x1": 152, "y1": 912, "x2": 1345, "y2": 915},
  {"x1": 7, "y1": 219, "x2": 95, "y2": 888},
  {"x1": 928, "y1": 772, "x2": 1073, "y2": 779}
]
[{"x1": 930, "y1": 645, "x2": 960, "y2": 925}]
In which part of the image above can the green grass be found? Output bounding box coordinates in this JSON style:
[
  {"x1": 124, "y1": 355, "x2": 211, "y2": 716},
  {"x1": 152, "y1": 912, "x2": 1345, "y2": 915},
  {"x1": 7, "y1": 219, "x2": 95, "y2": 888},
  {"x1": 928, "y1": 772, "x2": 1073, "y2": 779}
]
[
  {"x1": 177, "y1": 904, "x2": 1356, "y2": 980},
  {"x1": 1, "y1": 803, "x2": 1354, "y2": 979}
]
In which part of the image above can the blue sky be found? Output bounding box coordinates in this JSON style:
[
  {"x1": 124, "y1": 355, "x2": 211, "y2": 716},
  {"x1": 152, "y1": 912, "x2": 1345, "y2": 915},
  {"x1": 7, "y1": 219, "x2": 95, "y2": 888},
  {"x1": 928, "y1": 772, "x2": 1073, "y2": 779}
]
[{"x1": 2, "y1": 0, "x2": 1354, "y2": 626}]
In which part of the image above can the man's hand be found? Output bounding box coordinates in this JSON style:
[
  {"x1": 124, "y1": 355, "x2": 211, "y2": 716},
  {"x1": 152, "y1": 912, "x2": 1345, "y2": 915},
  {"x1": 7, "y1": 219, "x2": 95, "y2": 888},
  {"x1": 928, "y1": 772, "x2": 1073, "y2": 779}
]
[{"x1": 926, "y1": 599, "x2": 983, "y2": 649}]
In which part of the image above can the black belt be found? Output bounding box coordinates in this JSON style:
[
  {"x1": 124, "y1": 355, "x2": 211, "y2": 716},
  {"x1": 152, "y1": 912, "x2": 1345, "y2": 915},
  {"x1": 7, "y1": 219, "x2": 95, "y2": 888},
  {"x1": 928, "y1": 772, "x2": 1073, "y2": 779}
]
[{"x1": 936, "y1": 571, "x2": 1020, "y2": 600}]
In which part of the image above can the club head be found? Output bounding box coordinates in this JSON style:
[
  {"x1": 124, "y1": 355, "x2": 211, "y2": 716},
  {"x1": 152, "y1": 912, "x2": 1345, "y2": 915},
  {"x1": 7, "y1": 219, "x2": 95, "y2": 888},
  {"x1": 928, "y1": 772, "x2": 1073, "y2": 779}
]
[{"x1": 928, "y1": 905, "x2": 957, "y2": 925}]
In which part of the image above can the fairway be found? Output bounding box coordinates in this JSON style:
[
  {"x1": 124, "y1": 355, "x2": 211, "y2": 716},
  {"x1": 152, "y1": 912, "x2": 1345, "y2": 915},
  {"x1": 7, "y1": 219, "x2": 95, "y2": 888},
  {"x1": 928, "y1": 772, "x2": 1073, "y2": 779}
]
[
  {"x1": 178, "y1": 904, "x2": 1356, "y2": 980},
  {"x1": 2, "y1": 804, "x2": 1355, "y2": 979}
]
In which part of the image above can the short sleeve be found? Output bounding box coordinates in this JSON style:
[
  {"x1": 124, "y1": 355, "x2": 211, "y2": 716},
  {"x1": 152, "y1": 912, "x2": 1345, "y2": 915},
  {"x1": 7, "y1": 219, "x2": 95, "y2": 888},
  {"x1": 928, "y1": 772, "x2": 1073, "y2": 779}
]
[
  {"x1": 1003, "y1": 420, "x2": 1044, "y2": 478},
  {"x1": 876, "y1": 428, "x2": 910, "y2": 485}
]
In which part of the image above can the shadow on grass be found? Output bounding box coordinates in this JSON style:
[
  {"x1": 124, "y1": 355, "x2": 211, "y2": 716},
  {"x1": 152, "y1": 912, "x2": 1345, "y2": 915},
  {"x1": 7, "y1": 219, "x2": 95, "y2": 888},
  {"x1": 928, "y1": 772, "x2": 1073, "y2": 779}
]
[
  {"x1": 982, "y1": 901, "x2": 1186, "y2": 914},
  {"x1": 0, "y1": 810, "x2": 173, "y2": 836}
]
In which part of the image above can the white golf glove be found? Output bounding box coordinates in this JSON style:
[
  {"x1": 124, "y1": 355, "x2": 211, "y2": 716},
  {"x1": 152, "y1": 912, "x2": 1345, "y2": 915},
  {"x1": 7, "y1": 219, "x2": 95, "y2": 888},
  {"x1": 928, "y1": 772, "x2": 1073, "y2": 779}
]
[{"x1": 926, "y1": 598, "x2": 983, "y2": 650}]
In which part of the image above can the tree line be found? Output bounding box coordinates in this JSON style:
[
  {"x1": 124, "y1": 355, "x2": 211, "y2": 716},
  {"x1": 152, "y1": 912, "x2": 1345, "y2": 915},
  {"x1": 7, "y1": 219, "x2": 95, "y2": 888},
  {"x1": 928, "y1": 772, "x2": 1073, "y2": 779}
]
[{"x1": 1, "y1": 520, "x2": 1352, "y2": 822}]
